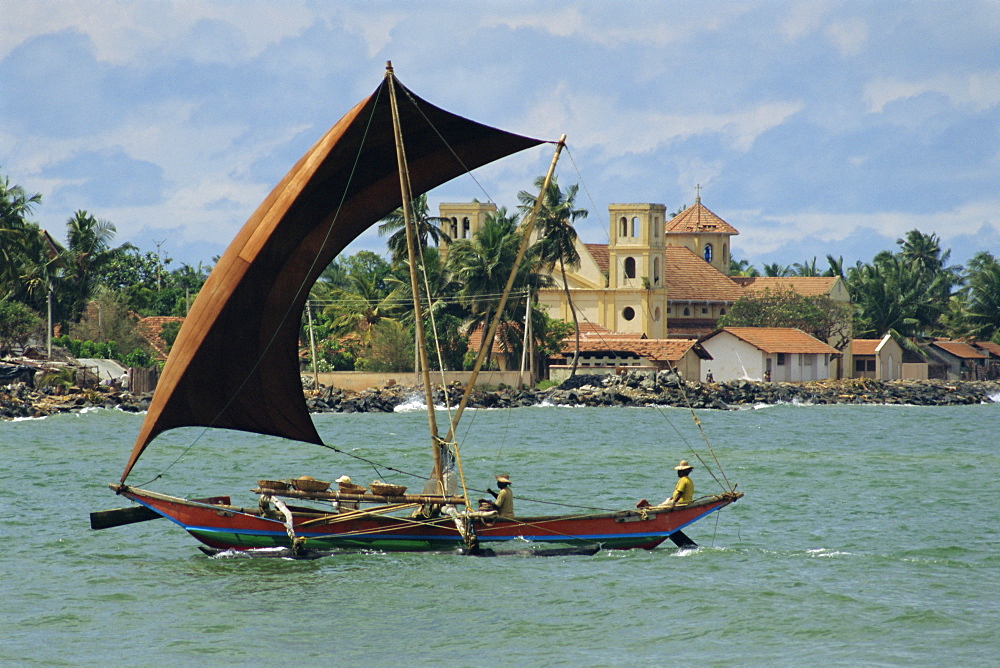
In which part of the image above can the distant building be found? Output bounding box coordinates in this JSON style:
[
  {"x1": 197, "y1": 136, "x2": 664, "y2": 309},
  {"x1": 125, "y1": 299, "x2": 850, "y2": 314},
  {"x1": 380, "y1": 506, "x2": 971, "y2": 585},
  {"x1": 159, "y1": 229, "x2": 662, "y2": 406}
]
[
  {"x1": 548, "y1": 324, "x2": 710, "y2": 382},
  {"x1": 136, "y1": 316, "x2": 185, "y2": 361},
  {"x1": 698, "y1": 327, "x2": 840, "y2": 383},
  {"x1": 850, "y1": 335, "x2": 905, "y2": 380},
  {"x1": 927, "y1": 340, "x2": 989, "y2": 380},
  {"x1": 440, "y1": 194, "x2": 854, "y2": 378}
]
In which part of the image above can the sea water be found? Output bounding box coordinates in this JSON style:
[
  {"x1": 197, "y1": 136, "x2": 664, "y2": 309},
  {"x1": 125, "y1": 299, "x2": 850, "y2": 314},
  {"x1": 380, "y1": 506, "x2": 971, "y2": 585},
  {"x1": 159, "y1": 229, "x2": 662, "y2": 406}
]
[{"x1": 2, "y1": 402, "x2": 998, "y2": 666}]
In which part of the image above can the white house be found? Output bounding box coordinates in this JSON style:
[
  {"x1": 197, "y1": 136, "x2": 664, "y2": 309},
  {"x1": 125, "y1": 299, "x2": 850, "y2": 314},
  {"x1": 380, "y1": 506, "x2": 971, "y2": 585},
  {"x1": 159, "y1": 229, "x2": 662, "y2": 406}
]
[
  {"x1": 698, "y1": 327, "x2": 841, "y2": 382},
  {"x1": 850, "y1": 335, "x2": 905, "y2": 380}
]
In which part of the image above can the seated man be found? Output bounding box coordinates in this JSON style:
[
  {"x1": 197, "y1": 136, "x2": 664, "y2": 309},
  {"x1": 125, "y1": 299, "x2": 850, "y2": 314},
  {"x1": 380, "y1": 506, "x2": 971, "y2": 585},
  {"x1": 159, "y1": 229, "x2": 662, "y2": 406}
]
[
  {"x1": 479, "y1": 474, "x2": 514, "y2": 518},
  {"x1": 663, "y1": 460, "x2": 694, "y2": 507}
]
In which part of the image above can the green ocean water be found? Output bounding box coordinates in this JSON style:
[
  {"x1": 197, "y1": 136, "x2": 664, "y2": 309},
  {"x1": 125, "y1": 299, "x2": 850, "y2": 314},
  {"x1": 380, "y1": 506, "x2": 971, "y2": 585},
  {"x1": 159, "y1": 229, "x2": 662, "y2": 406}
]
[{"x1": 2, "y1": 400, "x2": 998, "y2": 666}]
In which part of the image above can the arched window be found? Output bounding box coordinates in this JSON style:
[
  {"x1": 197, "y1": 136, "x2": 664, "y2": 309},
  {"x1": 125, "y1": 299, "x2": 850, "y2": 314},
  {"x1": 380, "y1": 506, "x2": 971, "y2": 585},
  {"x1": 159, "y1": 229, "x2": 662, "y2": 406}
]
[
  {"x1": 632, "y1": 216, "x2": 639, "y2": 237},
  {"x1": 624, "y1": 257, "x2": 636, "y2": 279},
  {"x1": 620, "y1": 217, "x2": 628, "y2": 237},
  {"x1": 683, "y1": 307, "x2": 691, "y2": 316},
  {"x1": 622, "y1": 307, "x2": 635, "y2": 321},
  {"x1": 653, "y1": 257, "x2": 660, "y2": 285},
  {"x1": 653, "y1": 307, "x2": 661, "y2": 321},
  {"x1": 463, "y1": 217, "x2": 471, "y2": 238},
  {"x1": 450, "y1": 217, "x2": 458, "y2": 238},
  {"x1": 703, "y1": 243, "x2": 713, "y2": 262},
  {"x1": 723, "y1": 243, "x2": 728, "y2": 265},
  {"x1": 720, "y1": 307, "x2": 727, "y2": 316},
  {"x1": 653, "y1": 216, "x2": 659, "y2": 236}
]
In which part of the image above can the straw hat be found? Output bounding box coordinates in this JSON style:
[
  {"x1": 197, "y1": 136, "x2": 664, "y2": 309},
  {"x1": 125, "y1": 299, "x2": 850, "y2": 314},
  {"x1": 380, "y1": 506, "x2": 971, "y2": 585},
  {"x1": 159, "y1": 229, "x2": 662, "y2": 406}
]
[
  {"x1": 335, "y1": 475, "x2": 352, "y2": 484},
  {"x1": 674, "y1": 460, "x2": 694, "y2": 471},
  {"x1": 495, "y1": 474, "x2": 512, "y2": 484}
]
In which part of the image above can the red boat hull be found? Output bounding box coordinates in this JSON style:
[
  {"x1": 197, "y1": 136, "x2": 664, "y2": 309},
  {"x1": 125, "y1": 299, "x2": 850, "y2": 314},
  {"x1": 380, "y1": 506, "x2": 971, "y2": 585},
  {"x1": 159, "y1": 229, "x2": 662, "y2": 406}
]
[{"x1": 116, "y1": 485, "x2": 741, "y2": 553}]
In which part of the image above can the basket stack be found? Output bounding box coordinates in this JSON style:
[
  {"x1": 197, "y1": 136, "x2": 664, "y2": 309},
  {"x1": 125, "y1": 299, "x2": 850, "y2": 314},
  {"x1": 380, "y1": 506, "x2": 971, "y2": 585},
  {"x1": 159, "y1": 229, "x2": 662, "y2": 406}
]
[
  {"x1": 338, "y1": 481, "x2": 368, "y2": 495},
  {"x1": 257, "y1": 479, "x2": 289, "y2": 491},
  {"x1": 369, "y1": 481, "x2": 407, "y2": 496},
  {"x1": 290, "y1": 477, "x2": 331, "y2": 493}
]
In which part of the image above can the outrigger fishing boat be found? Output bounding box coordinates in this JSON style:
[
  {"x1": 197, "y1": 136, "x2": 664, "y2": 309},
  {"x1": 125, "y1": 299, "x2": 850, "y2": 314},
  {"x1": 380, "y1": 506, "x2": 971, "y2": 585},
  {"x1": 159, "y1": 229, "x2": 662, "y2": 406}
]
[{"x1": 91, "y1": 63, "x2": 741, "y2": 556}]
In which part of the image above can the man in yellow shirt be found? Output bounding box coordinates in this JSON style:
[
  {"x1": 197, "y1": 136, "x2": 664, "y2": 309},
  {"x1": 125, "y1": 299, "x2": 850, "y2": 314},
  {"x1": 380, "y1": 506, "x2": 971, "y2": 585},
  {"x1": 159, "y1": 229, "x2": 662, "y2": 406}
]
[
  {"x1": 664, "y1": 460, "x2": 694, "y2": 506},
  {"x1": 483, "y1": 474, "x2": 514, "y2": 518}
]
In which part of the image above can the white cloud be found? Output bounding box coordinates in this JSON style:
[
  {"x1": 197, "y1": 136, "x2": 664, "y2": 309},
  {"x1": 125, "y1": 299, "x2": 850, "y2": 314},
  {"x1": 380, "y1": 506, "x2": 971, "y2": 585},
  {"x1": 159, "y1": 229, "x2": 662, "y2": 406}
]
[
  {"x1": 779, "y1": 1, "x2": 832, "y2": 40},
  {"x1": 735, "y1": 200, "x2": 1000, "y2": 261},
  {"x1": 0, "y1": 0, "x2": 317, "y2": 63},
  {"x1": 825, "y1": 18, "x2": 868, "y2": 57},
  {"x1": 518, "y1": 84, "x2": 802, "y2": 157},
  {"x1": 865, "y1": 71, "x2": 1000, "y2": 113},
  {"x1": 337, "y1": 7, "x2": 408, "y2": 58}
]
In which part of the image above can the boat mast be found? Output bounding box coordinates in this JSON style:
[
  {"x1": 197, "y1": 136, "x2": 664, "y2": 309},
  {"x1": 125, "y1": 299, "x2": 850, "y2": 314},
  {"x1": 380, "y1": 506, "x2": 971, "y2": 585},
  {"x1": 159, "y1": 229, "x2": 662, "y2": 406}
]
[
  {"x1": 385, "y1": 62, "x2": 444, "y2": 487},
  {"x1": 443, "y1": 135, "x2": 567, "y2": 444}
]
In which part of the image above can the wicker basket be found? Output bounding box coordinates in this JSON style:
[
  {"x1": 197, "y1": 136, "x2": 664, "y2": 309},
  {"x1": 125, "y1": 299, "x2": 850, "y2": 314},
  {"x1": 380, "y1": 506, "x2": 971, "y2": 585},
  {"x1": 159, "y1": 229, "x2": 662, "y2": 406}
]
[
  {"x1": 369, "y1": 481, "x2": 407, "y2": 496},
  {"x1": 257, "y1": 479, "x2": 288, "y2": 491},
  {"x1": 338, "y1": 482, "x2": 368, "y2": 495},
  {"x1": 290, "y1": 477, "x2": 331, "y2": 493}
]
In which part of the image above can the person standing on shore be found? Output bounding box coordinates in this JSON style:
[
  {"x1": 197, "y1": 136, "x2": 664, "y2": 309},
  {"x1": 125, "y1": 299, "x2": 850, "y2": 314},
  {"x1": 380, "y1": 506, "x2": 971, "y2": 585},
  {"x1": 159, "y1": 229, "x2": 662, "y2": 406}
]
[{"x1": 663, "y1": 460, "x2": 694, "y2": 507}]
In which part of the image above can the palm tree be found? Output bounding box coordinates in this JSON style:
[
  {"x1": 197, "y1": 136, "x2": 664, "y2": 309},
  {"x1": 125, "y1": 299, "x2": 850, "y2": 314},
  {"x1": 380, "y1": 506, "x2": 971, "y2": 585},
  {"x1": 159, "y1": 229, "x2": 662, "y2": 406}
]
[
  {"x1": 762, "y1": 262, "x2": 793, "y2": 277},
  {"x1": 896, "y1": 229, "x2": 961, "y2": 329},
  {"x1": 323, "y1": 271, "x2": 402, "y2": 342},
  {"x1": 897, "y1": 229, "x2": 950, "y2": 275},
  {"x1": 963, "y1": 251, "x2": 1000, "y2": 340},
  {"x1": 729, "y1": 258, "x2": 760, "y2": 277},
  {"x1": 793, "y1": 257, "x2": 821, "y2": 276},
  {"x1": 377, "y1": 193, "x2": 451, "y2": 265},
  {"x1": 446, "y1": 208, "x2": 546, "y2": 369},
  {"x1": 0, "y1": 174, "x2": 43, "y2": 295},
  {"x1": 846, "y1": 252, "x2": 951, "y2": 338},
  {"x1": 823, "y1": 255, "x2": 845, "y2": 278},
  {"x1": 518, "y1": 176, "x2": 588, "y2": 376},
  {"x1": 63, "y1": 210, "x2": 117, "y2": 320}
]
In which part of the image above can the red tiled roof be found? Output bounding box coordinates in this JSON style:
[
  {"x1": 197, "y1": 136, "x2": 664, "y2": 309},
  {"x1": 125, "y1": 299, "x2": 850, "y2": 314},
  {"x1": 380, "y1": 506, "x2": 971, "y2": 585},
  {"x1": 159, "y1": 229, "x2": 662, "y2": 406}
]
[
  {"x1": 560, "y1": 336, "x2": 708, "y2": 363},
  {"x1": 851, "y1": 339, "x2": 882, "y2": 356},
  {"x1": 974, "y1": 341, "x2": 1000, "y2": 358},
  {"x1": 583, "y1": 243, "x2": 609, "y2": 275},
  {"x1": 705, "y1": 327, "x2": 840, "y2": 354},
  {"x1": 733, "y1": 276, "x2": 839, "y2": 297},
  {"x1": 136, "y1": 316, "x2": 185, "y2": 360},
  {"x1": 665, "y1": 246, "x2": 745, "y2": 301},
  {"x1": 467, "y1": 323, "x2": 523, "y2": 354},
  {"x1": 665, "y1": 319, "x2": 718, "y2": 339},
  {"x1": 932, "y1": 341, "x2": 988, "y2": 360},
  {"x1": 665, "y1": 200, "x2": 739, "y2": 236},
  {"x1": 575, "y1": 321, "x2": 639, "y2": 338}
]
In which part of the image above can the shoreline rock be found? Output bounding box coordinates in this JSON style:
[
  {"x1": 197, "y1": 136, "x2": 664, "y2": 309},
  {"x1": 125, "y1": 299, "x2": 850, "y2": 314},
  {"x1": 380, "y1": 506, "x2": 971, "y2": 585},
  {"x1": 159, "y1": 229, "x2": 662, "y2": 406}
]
[{"x1": 2, "y1": 374, "x2": 998, "y2": 420}]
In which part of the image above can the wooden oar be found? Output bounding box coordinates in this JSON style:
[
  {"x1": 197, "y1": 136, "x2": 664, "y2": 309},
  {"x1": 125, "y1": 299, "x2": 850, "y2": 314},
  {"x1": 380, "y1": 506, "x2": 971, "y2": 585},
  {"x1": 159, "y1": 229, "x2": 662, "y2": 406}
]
[
  {"x1": 90, "y1": 497, "x2": 225, "y2": 530},
  {"x1": 90, "y1": 505, "x2": 161, "y2": 530}
]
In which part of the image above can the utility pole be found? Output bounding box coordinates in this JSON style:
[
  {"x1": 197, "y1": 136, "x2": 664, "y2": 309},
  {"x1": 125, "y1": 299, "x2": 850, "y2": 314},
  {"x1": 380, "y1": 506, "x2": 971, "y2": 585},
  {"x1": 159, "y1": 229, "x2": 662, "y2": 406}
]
[
  {"x1": 154, "y1": 239, "x2": 166, "y2": 291},
  {"x1": 307, "y1": 300, "x2": 319, "y2": 391}
]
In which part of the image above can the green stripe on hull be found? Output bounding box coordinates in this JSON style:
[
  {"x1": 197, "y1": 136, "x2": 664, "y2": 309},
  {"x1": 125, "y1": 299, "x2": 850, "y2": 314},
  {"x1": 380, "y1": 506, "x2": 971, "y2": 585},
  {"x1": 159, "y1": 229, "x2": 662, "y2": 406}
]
[
  {"x1": 188, "y1": 529, "x2": 461, "y2": 552},
  {"x1": 187, "y1": 528, "x2": 664, "y2": 552}
]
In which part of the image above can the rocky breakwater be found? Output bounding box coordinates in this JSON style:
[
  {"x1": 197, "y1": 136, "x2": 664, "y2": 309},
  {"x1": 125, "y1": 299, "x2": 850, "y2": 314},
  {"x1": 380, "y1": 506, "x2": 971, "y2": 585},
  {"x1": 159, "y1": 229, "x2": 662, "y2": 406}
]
[
  {"x1": 544, "y1": 371, "x2": 1000, "y2": 409},
  {"x1": 304, "y1": 382, "x2": 546, "y2": 413},
  {"x1": 4, "y1": 374, "x2": 998, "y2": 420},
  {"x1": 0, "y1": 382, "x2": 153, "y2": 419}
]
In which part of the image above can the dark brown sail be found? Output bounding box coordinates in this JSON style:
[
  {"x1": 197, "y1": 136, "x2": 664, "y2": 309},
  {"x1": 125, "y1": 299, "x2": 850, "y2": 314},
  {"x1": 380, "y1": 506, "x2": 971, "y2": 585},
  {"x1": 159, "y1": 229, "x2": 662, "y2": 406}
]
[{"x1": 121, "y1": 72, "x2": 544, "y2": 482}]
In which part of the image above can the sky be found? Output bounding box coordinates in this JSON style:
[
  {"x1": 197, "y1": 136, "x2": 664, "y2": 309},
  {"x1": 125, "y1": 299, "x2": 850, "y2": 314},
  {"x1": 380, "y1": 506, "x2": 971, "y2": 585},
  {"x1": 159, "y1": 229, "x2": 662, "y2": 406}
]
[{"x1": 3, "y1": 1, "x2": 999, "y2": 273}]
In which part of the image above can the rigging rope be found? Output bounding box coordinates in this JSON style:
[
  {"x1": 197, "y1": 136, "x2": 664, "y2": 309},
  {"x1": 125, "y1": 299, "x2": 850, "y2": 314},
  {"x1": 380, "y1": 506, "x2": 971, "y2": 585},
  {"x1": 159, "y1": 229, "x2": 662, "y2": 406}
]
[
  {"x1": 563, "y1": 145, "x2": 734, "y2": 493},
  {"x1": 135, "y1": 87, "x2": 387, "y2": 486}
]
